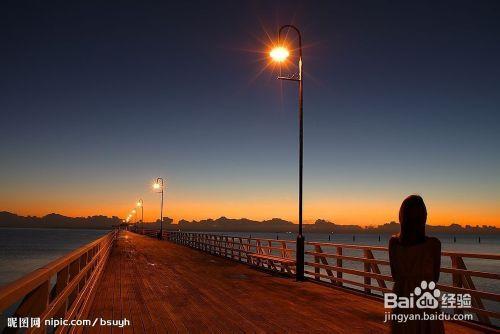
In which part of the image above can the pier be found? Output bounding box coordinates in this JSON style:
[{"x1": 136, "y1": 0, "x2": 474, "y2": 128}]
[{"x1": 0, "y1": 230, "x2": 498, "y2": 333}]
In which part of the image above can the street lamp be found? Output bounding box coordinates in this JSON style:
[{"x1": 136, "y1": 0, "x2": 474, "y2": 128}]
[
  {"x1": 137, "y1": 199, "x2": 144, "y2": 234},
  {"x1": 269, "y1": 25, "x2": 305, "y2": 281},
  {"x1": 153, "y1": 178, "x2": 164, "y2": 239}
]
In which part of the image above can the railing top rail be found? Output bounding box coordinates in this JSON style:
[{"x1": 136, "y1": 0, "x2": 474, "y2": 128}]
[
  {"x1": 225, "y1": 236, "x2": 296, "y2": 244},
  {"x1": 173, "y1": 232, "x2": 297, "y2": 244},
  {"x1": 168, "y1": 231, "x2": 500, "y2": 260},
  {"x1": 441, "y1": 251, "x2": 500, "y2": 260},
  {"x1": 307, "y1": 241, "x2": 500, "y2": 260},
  {"x1": 306, "y1": 241, "x2": 388, "y2": 251},
  {"x1": 0, "y1": 230, "x2": 115, "y2": 311}
]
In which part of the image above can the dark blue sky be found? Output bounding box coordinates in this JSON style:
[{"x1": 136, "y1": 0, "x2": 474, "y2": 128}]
[{"x1": 1, "y1": 1, "x2": 499, "y2": 225}]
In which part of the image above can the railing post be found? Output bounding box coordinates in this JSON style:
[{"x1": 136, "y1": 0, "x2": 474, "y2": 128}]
[
  {"x1": 238, "y1": 237, "x2": 243, "y2": 262},
  {"x1": 79, "y1": 252, "x2": 89, "y2": 291},
  {"x1": 336, "y1": 247, "x2": 343, "y2": 287},
  {"x1": 363, "y1": 249, "x2": 371, "y2": 294},
  {"x1": 451, "y1": 255, "x2": 462, "y2": 288},
  {"x1": 68, "y1": 259, "x2": 80, "y2": 307},
  {"x1": 53, "y1": 267, "x2": 70, "y2": 319},
  {"x1": 314, "y1": 245, "x2": 320, "y2": 280},
  {"x1": 452, "y1": 255, "x2": 490, "y2": 325},
  {"x1": 13, "y1": 280, "x2": 50, "y2": 322},
  {"x1": 229, "y1": 237, "x2": 234, "y2": 259},
  {"x1": 224, "y1": 236, "x2": 228, "y2": 258},
  {"x1": 313, "y1": 244, "x2": 335, "y2": 283}
]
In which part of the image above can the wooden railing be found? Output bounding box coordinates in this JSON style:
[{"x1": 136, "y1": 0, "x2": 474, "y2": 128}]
[
  {"x1": 138, "y1": 228, "x2": 160, "y2": 239},
  {"x1": 305, "y1": 241, "x2": 500, "y2": 327},
  {"x1": 0, "y1": 230, "x2": 117, "y2": 333},
  {"x1": 135, "y1": 230, "x2": 500, "y2": 328},
  {"x1": 167, "y1": 231, "x2": 296, "y2": 273}
]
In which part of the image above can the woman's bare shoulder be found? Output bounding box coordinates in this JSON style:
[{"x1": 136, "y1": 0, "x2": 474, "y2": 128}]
[
  {"x1": 389, "y1": 235, "x2": 400, "y2": 247},
  {"x1": 426, "y1": 237, "x2": 442, "y2": 250},
  {"x1": 426, "y1": 236, "x2": 441, "y2": 245}
]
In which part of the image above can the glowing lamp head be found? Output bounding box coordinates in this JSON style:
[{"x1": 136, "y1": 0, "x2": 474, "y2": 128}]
[
  {"x1": 131, "y1": 210, "x2": 136, "y2": 214},
  {"x1": 270, "y1": 46, "x2": 289, "y2": 62},
  {"x1": 137, "y1": 201, "x2": 142, "y2": 207},
  {"x1": 153, "y1": 182, "x2": 161, "y2": 190}
]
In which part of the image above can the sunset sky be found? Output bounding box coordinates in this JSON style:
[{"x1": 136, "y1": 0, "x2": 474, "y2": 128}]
[{"x1": 1, "y1": 1, "x2": 499, "y2": 227}]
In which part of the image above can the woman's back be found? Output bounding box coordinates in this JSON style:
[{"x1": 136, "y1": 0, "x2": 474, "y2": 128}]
[
  {"x1": 389, "y1": 195, "x2": 444, "y2": 334},
  {"x1": 389, "y1": 236, "x2": 441, "y2": 297}
]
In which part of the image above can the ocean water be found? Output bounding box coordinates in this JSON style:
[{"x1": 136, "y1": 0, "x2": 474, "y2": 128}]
[{"x1": 0, "y1": 228, "x2": 109, "y2": 286}]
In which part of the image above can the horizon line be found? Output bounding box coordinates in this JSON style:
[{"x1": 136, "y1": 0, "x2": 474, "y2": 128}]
[{"x1": 1, "y1": 210, "x2": 498, "y2": 229}]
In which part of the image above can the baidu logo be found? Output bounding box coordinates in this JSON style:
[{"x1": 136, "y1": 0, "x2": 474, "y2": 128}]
[
  {"x1": 384, "y1": 281, "x2": 441, "y2": 309},
  {"x1": 414, "y1": 281, "x2": 440, "y2": 309}
]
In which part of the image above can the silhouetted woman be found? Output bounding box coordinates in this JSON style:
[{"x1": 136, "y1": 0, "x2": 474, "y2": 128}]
[{"x1": 389, "y1": 195, "x2": 444, "y2": 334}]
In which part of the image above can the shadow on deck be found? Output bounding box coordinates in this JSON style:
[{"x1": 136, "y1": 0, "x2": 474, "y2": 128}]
[{"x1": 86, "y1": 231, "x2": 478, "y2": 333}]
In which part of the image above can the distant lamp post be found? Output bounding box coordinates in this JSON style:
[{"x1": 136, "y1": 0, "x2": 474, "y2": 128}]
[
  {"x1": 126, "y1": 215, "x2": 132, "y2": 230},
  {"x1": 131, "y1": 209, "x2": 137, "y2": 228},
  {"x1": 269, "y1": 25, "x2": 305, "y2": 281},
  {"x1": 153, "y1": 178, "x2": 164, "y2": 239},
  {"x1": 137, "y1": 199, "x2": 144, "y2": 233}
]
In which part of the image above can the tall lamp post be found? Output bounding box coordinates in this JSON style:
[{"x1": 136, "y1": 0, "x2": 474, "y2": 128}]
[
  {"x1": 269, "y1": 25, "x2": 305, "y2": 281},
  {"x1": 137, "y1": 199, "x2": 144, "y2": 234},
  {"x1": 153, "y1": 178, "x2": 164, "y2": 239}
]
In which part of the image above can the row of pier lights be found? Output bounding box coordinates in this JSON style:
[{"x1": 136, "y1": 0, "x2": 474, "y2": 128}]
[
  {"x1": 125, "y1": 200, "x2": 143, "y2": 225},
  {"x1": 124, "y1": 25, "x2": 306, "y2": 280},
  {"x1": 124, "y1": 178, "x2": 165, "y2": 238}
]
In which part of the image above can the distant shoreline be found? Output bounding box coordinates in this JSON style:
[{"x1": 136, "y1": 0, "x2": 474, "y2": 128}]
[
  {"x1": 1, "y1": 226, "x2": 498, "y2": 236},
  {"x1": 1, "y1": 211, "x2": 498, "y2": 235},
  {"x1": 0, "y1": 226, "x2": 113, "y2": 231}
]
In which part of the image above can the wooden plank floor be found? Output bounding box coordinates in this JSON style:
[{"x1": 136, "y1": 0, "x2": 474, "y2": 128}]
[{"x1": 85, "y1": 231, "x2": 480, "y2": 333}]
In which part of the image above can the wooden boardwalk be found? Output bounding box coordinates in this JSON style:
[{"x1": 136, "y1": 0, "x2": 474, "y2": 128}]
[{"x1": 85, "y1": 231, "x2": 479, "y2": 333}]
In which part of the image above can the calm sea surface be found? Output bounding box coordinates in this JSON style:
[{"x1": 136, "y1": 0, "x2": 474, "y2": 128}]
[{"x1": 0, "y1": 228, "x2": 109, "y2": 286}]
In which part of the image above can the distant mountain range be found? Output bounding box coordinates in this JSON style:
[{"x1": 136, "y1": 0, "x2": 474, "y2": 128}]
[
  {"x1": 0, "y1": 211, "x2": 121, "y2": 230},
  {"x1": 177, "y1": 217, "x2": 499, "y2": 234},
  {"x1": 1, "y1": 211, "x2": 498, "y2": 234}
]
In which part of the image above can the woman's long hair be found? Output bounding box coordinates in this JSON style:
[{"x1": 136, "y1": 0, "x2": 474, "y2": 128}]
[{"x1": 398, "y1": 195, "x2": 427, "y2": 245}]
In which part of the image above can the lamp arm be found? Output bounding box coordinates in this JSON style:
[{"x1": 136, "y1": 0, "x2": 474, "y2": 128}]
[{"x1": 278, "y1": 25, "x2": 302, "y2": 59}]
